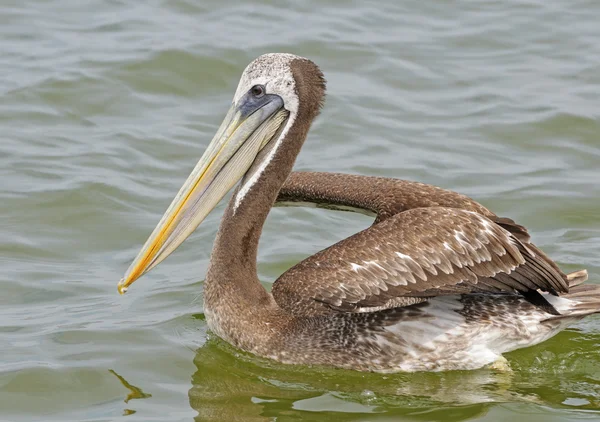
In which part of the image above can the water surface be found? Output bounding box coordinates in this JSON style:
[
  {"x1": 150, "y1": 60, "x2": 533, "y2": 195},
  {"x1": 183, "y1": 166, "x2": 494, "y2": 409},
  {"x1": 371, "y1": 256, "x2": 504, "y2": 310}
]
[{"x1": 2, "y1": 0, "x2": 600, "y2": 421}]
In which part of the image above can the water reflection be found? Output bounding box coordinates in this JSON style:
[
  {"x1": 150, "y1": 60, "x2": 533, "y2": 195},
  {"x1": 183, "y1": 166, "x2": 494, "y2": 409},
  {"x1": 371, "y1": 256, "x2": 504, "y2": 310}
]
[
  {"x1": 109, "y1": 369, "x2": 153, "y2": 416},
  {"x1": 187, "y1": 339, "x2": 545, "y2": 421},
  {"x1": 109, "y1": 369, "x2": 153, "y2": 403}
]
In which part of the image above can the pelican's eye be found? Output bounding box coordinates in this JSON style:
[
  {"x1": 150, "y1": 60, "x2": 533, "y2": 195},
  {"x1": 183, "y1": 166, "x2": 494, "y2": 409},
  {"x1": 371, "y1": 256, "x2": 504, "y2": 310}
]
[{"x1": 250, "y1": 85, "x2": 265, "y2": 98}]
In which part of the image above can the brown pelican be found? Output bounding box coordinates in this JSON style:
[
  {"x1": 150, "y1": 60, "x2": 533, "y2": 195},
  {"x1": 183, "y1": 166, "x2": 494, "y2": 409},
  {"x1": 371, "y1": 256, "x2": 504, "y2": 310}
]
[{"x1": 118, "y1": 53, "x2": 599, "y2": 372}]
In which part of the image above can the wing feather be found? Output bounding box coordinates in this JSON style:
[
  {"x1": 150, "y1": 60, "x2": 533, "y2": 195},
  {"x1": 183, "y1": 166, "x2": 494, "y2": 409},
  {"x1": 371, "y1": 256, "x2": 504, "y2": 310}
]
[{"x1": 271, "y1": 207, "x2": 568, "y2": 316}]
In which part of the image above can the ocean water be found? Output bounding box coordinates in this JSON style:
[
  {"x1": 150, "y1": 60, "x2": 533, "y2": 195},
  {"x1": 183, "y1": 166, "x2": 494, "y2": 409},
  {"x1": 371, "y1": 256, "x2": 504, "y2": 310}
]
[{"x1": 2, "y1": 0, "x2": 600, "y2": 420}]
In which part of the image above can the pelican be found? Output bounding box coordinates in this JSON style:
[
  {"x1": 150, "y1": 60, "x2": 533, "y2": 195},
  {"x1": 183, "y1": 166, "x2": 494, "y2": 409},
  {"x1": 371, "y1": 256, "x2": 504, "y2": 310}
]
[{"x1": 118, "y1": 53, "x2": 598, "y2": 372}]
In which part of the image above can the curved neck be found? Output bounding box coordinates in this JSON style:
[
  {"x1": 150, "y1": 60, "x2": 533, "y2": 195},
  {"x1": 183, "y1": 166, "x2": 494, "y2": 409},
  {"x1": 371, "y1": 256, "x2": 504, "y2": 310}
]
[{"x1": 204, "y1": 110, "x2": 312, "y2": 306}]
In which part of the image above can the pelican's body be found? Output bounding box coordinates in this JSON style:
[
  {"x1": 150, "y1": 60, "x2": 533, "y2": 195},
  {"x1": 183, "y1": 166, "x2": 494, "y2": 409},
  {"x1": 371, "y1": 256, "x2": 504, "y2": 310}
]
[{"x1": 119, "y1": 54, "x2": 599, "y2": 372}]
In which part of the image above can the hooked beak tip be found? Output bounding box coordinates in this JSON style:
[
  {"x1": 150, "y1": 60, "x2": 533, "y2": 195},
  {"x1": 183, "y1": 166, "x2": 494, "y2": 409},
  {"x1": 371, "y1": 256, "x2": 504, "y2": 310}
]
[{"x1": 118, "y1": 279, "x2": 128, "y2": 295}]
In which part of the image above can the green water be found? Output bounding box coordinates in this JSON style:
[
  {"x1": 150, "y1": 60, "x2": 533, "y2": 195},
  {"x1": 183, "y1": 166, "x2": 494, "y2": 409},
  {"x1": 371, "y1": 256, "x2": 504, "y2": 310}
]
[{"x1": 2, "y1": 1, "x2": 600, "y2": 420}]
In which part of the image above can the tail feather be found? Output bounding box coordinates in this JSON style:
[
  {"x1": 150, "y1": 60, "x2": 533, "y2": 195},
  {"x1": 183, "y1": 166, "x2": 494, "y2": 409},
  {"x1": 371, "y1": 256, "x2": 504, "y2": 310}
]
[
  {"x1": 544, "y1": 271, "x2": 600, "y2": 320},
  {"x1": 561, "y1": 284, "x2": 600, "y2": 313},
  {"x1": 566, "y1": 269, "x2": 588, "y2": 287}
]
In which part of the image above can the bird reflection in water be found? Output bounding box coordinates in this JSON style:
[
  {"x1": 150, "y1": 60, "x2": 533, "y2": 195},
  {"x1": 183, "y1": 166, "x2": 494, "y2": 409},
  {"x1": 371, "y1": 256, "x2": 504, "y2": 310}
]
[
  {"x1": 109, "y1": 369, "x2": 153, "y2": 416},
  {"x1": 187, "y1": 339, "x2": 541, "y2": 422}
]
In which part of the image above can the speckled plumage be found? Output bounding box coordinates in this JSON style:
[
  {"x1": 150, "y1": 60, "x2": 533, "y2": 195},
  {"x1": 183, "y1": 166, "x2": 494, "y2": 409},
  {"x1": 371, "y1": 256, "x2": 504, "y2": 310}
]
[
  {"x1": 202, "y1": 54, "x2": 599, "y2": 372},
  {"x1": 266, "y1": 293, "x2": 578, "y2": 372},
  {"x1": 272, "y1": 206, "x2": 567, "y2": 316}
]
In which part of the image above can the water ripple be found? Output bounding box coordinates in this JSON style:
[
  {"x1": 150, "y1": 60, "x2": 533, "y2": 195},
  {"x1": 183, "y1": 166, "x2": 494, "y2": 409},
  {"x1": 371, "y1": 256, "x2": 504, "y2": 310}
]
[{"x1": 1, "y1": 0, "x2": 600, "y2": 420}]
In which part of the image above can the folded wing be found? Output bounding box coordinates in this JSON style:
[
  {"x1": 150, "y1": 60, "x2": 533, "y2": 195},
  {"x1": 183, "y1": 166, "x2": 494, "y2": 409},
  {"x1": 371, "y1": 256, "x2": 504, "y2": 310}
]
[{"x1": 272, "y1": 207, "x2": 568, "y2": 316}]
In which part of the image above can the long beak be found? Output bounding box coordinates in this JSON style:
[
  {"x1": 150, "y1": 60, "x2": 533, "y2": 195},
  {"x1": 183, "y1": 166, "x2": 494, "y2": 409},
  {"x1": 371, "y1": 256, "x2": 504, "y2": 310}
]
[{"x1": 118, "y1": 97, "x2": 288, "y2": 294}]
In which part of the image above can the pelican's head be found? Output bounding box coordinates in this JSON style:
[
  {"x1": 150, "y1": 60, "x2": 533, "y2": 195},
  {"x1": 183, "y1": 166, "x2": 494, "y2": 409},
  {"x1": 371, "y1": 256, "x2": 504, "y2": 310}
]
[{"x1": 118, "y1": 53, "x2": 325, "y2": 294}]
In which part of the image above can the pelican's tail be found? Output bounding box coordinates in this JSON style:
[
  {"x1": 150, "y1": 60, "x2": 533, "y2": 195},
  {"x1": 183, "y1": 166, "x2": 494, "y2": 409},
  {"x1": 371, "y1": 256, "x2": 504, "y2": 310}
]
[
  {"x1": 566, "y1": 269, "x2": 589, "y2": 287},
  {"x1": 544, "y1": 269, "x2": 600, "y2": 320}
]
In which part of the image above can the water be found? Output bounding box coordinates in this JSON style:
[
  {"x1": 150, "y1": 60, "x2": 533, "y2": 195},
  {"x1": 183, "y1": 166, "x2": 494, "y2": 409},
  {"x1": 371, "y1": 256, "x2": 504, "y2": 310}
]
[{"x1": 2, "y1": 0, "x2": 600, "y2": 420}]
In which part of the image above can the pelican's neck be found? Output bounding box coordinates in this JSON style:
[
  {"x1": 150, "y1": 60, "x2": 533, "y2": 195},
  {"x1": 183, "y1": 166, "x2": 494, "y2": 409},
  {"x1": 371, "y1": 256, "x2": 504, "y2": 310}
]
[{"x1": 204, "y1": 111, "x2": 311, "y2": 309}]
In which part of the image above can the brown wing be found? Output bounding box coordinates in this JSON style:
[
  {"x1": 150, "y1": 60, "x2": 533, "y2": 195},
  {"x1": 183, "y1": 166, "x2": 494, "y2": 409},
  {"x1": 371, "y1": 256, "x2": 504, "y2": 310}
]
[
  {"x1": 280, "y1": 171, "x2": 575, "y2": 284},
  {"x1": 271, "y1": 207, "x2": 568, "y2": 317}
]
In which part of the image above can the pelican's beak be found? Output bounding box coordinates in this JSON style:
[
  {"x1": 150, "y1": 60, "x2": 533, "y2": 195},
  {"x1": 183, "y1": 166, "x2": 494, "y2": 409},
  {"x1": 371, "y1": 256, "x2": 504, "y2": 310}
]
[{"x1": 118, "y1": 92, "x2": 288, "y2": 294}]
